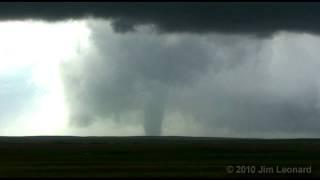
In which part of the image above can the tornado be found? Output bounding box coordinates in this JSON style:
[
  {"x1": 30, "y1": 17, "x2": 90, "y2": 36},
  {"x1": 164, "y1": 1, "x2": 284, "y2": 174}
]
[{"x1": 143, "y1": 82, "x2": 168, "y2": 136}]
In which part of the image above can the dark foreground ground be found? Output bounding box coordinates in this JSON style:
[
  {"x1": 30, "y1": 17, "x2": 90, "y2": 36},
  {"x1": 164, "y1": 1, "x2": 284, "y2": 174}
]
[{"x1": 0, "y1": 136, "x2": 319, "y2": 178}]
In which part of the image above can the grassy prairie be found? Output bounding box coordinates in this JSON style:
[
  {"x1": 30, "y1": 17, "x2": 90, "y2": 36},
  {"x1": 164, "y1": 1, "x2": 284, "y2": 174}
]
[{"x1": 0, "y1": 136, "x2": 319, "y2": 177}]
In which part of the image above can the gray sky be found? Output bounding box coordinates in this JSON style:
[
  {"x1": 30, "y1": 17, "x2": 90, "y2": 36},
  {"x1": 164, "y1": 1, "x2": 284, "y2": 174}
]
[{"x1": 0, "y1": 3, "x2": 320, "y2": 138}]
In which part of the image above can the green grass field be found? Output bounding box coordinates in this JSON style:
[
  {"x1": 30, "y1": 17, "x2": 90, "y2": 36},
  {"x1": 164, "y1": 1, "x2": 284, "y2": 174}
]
[{"x1": 0, "y1": 136, "x2": 319, "y2": 177}]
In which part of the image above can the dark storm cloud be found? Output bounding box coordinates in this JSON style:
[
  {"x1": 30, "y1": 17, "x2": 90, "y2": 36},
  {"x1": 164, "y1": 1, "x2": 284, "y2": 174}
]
[
  {"x1": 1, "y1": 2, "x2": 320, "y2": 35},
  {"x1": 3, "y1": 2, "x2": 318, "y2": 137},
  {"x1": 60, "y1": 24, "x2": 320, "y2": 137}
]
